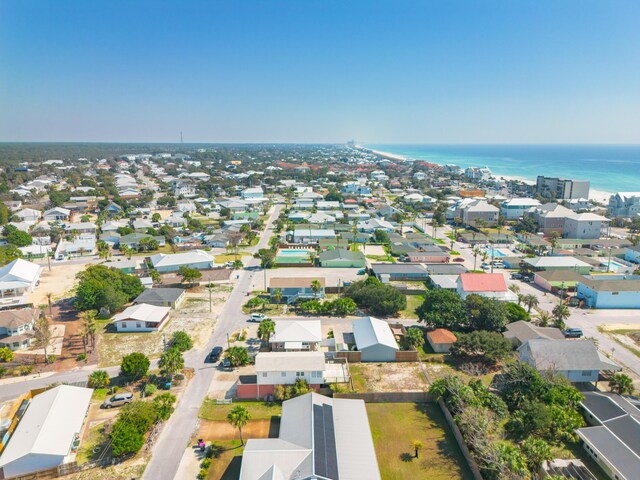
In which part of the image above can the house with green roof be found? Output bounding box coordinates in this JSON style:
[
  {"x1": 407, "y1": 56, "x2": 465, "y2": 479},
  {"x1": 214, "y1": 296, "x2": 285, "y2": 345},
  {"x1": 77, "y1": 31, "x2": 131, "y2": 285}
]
[{"x1": 318, "y1": 249, "x2": 366, "y2": 268}]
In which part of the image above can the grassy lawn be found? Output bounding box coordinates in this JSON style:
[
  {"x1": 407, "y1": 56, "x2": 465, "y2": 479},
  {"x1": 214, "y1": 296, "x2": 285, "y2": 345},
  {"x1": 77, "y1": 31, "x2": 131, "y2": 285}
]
[
  {"x1": 214, "y1": 252, "x2": 252, "y2": 263},
  {"x1": 76, "y1": 423, "x2": 109, "y2": 464},
  {"x1": 130, "y1": 244, "x2": 174, "y2": 256},
  {"x1": 399, "y1": 294, "x2": 424, "y2": 318},
  {"x1": 367, "y1": 403, "x2": 473, "y2": 480},
  {"x1": 95, "y1": 319, "x2": 165, "y2": 366},
  {"x1": 366, "y1": 254, "x2": 395, "y2": 262},
  {"x1": 199, "y1": 400, "x2": 282, "y2": 421},
  {"x1": 207, "y1": 440, "x2": 244, "y2": 480}
]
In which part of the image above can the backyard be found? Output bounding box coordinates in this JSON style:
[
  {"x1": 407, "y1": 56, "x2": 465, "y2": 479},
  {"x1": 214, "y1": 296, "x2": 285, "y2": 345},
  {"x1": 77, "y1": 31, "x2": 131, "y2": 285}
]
[
  {"x1": 367, "y1": 402, "x2": 473, "y2": 480},
  {"x1": 349, "y1": 363, "x2": 428, "y2": 392},
  {"x1": 398, "y1": 293, "x2": 424, "y2": 318}
]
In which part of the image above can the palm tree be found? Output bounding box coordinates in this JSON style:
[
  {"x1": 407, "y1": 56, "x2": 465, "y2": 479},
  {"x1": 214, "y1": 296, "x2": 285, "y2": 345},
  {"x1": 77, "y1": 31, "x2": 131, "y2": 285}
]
[
  {"x1": 517, "y1": 293, "x2": 526, "y2": 306},
  {"x1": 159, "y1": 348, "x2": 184, "y2": 378},
  {"x1": 273, "y1": 288, "x2": 283, "y2": 306},
  {"x1": 257, "y1": 319, "x2": 276, "y2": 346},
  {"x1": 552, "y1": 303, "x2": 570, "y2": 328},
  {"x1": 45, "y1": 292, "x2": 54, "y2": 317},
  {"x1": 524, "y1": 294, "x2": 539, "y2": 313},
  {"x1": 509, "y1": 284, "x2": 520, "y2": 295},
  {"x1": 537, "y1": 311, "x2": 552, "y2": 327},
  {"x1": 227, "y1": 405, "x2": 250, "y2": 445},
  {"x1": 472, "y1": 246, "x2": 481, "y2": 271},
  {"x1": 609, "y1": 373, "x2": 634, "y2": 395},
  {"x1": 549, "y1": 231, "x2": 559, "y2": 255},
  {"x1": 79, "y1": 310, "x2": 97, "y2": 350},
  {"x1": 310, "y1": 279, "x2": 322, "y2": 299}
]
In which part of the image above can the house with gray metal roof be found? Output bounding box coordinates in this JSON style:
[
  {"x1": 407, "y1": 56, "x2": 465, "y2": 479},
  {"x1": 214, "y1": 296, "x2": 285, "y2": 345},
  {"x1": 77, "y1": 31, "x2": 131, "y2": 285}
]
[
  {"x1": 133, "y1": 288, "x2": 186, "y2": 309},
  {"x1": 239, "y1": 392, "x2": 381, "y2": 480},
  {"x1": 577, "y1": 392, "x2": 640, "y2": 480},
  {"x1": 518, "y1": 339, "x2": 620, "y2": 383},
  {"x1": 352, "y1": 317, "x2": 398, "y2": 362},
  {"x1": 576, "y1": 278, "x2": 640, "y2": 309},
  {"x1": 503, "y1": 320, "x2": 564, "y2": 347}
]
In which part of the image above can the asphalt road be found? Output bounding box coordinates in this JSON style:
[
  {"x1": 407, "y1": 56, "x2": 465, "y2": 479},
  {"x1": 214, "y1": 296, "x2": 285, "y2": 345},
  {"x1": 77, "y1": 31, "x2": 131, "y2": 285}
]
[{"x1": 141, "y1": 204, "x2": 281, "y2": 480}]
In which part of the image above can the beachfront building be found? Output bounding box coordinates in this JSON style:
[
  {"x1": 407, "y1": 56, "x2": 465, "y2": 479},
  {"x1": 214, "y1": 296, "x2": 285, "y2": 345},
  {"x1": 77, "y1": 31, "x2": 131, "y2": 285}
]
[
  {"x1": 536, "y1": 176, "x2": 590, "y2": 200},
  {"x1": 563, "y1": 213, "x2": 610, "y2": 239},
  {"x1": 608, "y1": 192, "x2": 640, "y2": 218},
  {"x1": 500, "y1": 198, "x2": 541, "y2": 220},
  {"x1": 459, "y1": 199, "x2": 499, "y2": 227}
]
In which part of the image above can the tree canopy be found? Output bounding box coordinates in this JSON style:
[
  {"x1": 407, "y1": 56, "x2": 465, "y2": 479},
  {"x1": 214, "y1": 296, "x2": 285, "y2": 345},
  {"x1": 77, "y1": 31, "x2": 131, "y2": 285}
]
[
  {"x1": 75, "y1": 265, "x2": 143, "y2": 313},
  {"x1": 344, "y1": 276, "x2": 406, "y2": 316}
]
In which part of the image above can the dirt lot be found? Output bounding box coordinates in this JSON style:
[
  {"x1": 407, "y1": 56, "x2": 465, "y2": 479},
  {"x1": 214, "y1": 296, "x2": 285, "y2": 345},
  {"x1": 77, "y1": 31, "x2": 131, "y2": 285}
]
[
  {"x1": 350, "y1": 362, "x2": 428, "y2": 392},
  {"x1": 159, "y1": 268, "x2": 232, "y2": 284},
  {"x1": 96, "y1": 285, "x2": 233, "y2": 367},
  {"x1": 30, "y1": 261, "x2": 92, "y2": 306}
]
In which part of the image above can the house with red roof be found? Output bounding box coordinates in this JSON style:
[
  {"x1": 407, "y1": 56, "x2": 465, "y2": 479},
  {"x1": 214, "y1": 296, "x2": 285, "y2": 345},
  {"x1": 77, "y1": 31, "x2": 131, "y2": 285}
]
[
  {"x1": 426, "y1": 329, "x2": 457, "y2": 353},
  {"x1": 456, "y1": 273, "x2": 516, "y2": 301}
]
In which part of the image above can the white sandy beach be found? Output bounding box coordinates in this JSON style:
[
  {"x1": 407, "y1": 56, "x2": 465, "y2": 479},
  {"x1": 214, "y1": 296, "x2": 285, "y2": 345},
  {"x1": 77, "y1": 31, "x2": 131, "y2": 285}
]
[{"x1": 369, "y1": 147, "x2": 613, "y2": 204}]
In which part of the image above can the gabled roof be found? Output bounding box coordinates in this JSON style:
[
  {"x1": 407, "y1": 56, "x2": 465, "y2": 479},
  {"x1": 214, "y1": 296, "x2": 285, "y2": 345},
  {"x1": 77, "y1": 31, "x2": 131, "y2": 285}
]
[
  {"x1": 134, "y1": 288, "x2": 185, "y2": 304},
  {"x1": 112, "y1": 303, "x2": 170, "y2": 323},
  {"x1": 0, "y1": 259, "x2": 41, "y2": 285},
  {"x1": 240, "y1": 393, "x2": 380, "y2": 480},
  {"x1": 427, "y1": 328, "x2": 457, "y2": 344},
  {"x1": 255, "y1": 352, "x2": 325, "y2": 372},
  {"x1": 0, "y1": 308, "x2": 39, "y2": 329},
  {"x1": 459, "y1": 273, "x2": 507, "y2": 292},
  {"x1": 318, "y1": 248, "x2": 365, "y2": 262},
  {"x1": 519, "y1": 339, "x2": 621, "y2": 372},
  {"x1": 503, "y1": 320, "x2": 565, "y2": 343},
  {"x1": 352, "y1": 317, "x2": 398, "y2": 351},
  {"x1": 0, "y1": 386, "x2": 92, "y2": 467},
  {"x1": 271, "y1": 320, "x2": 322, "y2": 343},
  {"x1": 149, "y1": 250, "x2": 214, "y2": 268}
]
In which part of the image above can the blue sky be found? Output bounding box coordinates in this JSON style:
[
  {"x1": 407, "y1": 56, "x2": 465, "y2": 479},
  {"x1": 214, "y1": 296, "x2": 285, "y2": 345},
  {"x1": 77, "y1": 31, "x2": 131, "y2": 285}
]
[{"x1": 1, "y1": 0, "x2": 639, "y2": 143}]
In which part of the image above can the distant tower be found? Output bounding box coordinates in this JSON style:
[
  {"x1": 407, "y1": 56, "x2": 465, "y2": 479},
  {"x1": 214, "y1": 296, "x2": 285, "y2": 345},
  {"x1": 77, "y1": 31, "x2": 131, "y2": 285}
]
[{"x1": 180, "y1": 131, "x2": 183, "y2": 144}]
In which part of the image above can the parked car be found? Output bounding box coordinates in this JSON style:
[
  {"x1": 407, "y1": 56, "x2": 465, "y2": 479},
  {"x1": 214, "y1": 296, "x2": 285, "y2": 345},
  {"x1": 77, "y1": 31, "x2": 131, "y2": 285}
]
[
  {"x1": 221, "y1": 358, "x2": 231, "y2": 370},
  {"x1": 224, "y1": 261, "x2": 234, "y2": 267},
  {"x1": 102, "y1": 392, "x2": 134, "y2": 409},
  {"x1": 453, "y1": 257, "x2": 465, "y2": 262},
  {"x1": 208, "y1": 346, "x2": 223, "y2": 362},
  {"x1": 248, "y1": 313, "x2": 265, "y2": 322},
  {"x1": 563, "y1": 328, "x2": 584, "y2": 338},
  {"x1": 357, "y1": 269, "x2": 367, "y2": 275},
  {"x1": 510, "y1": 273, "x2": 523, "y2": 280}
]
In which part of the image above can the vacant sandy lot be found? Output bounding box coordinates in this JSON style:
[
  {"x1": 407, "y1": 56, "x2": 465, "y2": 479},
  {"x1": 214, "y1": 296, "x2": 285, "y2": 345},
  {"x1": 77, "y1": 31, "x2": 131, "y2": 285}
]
[
  {"x1": 97, "y1": 285, "x2": 233, "y2": 367},
  {"x1": 350, "y1": 362, "x2": 428, "y2": 392},
  {"x1": 31, "y1": 261, "x2": 93, "y2": 306}
]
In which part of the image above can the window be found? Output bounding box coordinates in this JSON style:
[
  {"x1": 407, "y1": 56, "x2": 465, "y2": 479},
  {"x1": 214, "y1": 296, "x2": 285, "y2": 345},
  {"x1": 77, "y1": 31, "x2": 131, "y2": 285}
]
[
  {"x1": 121, "y1": 322, "x2": 127, "y2": 328},
  {"x1": 136, "y1": 322, "x2": 142, "y2": 328},
  {"x1": 296, "y1": 371, "x2": 304, "y2": 377},
  {"x1": 312, "y1": 371, "x2": 321, "y2": 378},
  {"x1": 281, "y1": 372, "x2": 286, "y2": 377},
  {"x1": 262, "y1": 372, "x2": 267, "y2": 378},
  {"x1": 581, "y1": 370, "x2": 593, "y2": 377},
  {"x1": 612, "y1": 292, "x2": 619, "y2": 295}
]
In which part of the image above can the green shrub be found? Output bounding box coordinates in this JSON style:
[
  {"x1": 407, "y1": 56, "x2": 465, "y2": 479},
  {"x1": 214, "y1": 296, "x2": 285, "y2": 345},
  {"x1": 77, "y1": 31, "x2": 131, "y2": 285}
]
[
  {"x1": 144, "y1": 383, "x2": 158, "y2": 396},
  {"x1": 169, "y1": 331, "x2": 193, "y2": 352},
  {"x1": 17, "y1": 365, "x2": 33, "y2": 376},
  {"x1": 197, "y1": 469, "x2": 208, "y2": 480},
  {"x1": 77, "y1": 353, "x2": 87, "y2": 362},
  {"x1": 0, "y1": 347, "x2": 14, "y2": 362},
  {"x1": 200, "y1": 458, "x2": 212, "y2": 469}
]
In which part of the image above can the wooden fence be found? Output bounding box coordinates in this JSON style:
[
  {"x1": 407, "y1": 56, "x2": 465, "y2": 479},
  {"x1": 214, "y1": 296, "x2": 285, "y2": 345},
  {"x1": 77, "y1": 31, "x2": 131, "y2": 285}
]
[{"x1": 334, "y1": 391, "x2": 433, "y2": 403}]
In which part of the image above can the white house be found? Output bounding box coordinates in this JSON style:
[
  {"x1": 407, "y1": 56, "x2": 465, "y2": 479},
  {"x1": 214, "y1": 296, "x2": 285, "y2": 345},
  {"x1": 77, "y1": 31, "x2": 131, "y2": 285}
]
[
  {"x1": 608, "y1": 192, "x2": 640, "y2": 218},
  {"x1": 241, "y1": 186, "x2": 265, "y2": 200},
  {"x1": 240, "y1": 393, "x2": 381, "y2": 480},
  {"x1": 42, "y1": 207, "x2": 71, "y2": 222},
  {"x1": 500, "y1": 198, "x2": 541, "y2": 220},
  {"x1": 563, "y1": 213, "x2": 609, "y2": 239},
  {"x1": 0, "y1": 308, "x2": 39, "y2": 351},
  {"x1": 13, "y1": 208, "x2": 41, "y2": 223},
  {"x1": 0, "y1": 385, "x2": 93, "y2": 478},
  {"x1": 149, "y1": 250, "x2": 215, "y2": 273},
  {"x1": 269, "y1": 320, "x2": 322, "y2": 352},
  {"x1": 352, "y1": 317, "x2": 398, "y2": 362},
  {"x1": 112, "y1": 303, "x2": 170, "y2": 332},
  {"x1": 255, "y1": 351, "x2": 325, "y2": 391},
  {"x1": 0, "y1": 259, "x2": 42, "y2": 305}
]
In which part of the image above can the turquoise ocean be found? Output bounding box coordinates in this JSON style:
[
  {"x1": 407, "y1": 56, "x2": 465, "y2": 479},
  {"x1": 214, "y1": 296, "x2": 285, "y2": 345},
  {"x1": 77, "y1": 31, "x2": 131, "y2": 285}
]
[{"x1": 364, "y1": 145, "x2": 640, "y2": 194}]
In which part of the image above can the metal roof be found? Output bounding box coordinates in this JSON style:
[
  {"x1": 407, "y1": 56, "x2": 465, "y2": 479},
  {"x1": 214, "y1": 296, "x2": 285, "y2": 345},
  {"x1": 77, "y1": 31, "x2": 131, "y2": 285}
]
[
  {"x1": 0, "y1": 386, "x2": 93, "y2": 468},
  {"x1": 352, "y1": 317, "x2": 398, "y2": 351}
]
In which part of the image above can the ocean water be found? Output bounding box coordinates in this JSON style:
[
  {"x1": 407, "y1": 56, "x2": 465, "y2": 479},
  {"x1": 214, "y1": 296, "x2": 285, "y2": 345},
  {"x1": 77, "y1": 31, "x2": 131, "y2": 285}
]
[{"x1": 364, "y1": 144, "x2": 640, "y2": 193}]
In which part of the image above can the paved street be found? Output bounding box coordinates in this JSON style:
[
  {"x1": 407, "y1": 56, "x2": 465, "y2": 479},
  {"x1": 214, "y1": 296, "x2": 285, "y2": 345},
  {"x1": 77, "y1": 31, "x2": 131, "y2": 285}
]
[{"x1": 142, "y1": 204, "x2": 281, "y2": 480}]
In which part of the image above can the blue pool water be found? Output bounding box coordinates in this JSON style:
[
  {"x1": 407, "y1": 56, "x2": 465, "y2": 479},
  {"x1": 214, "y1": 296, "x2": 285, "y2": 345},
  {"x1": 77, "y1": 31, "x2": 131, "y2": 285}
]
[
  {"x1": 278, "y1": 249, "x2": 310, "y2": 256},
  {"x1": 484, "y1": 247, "x2": 506, "y2": 258}
]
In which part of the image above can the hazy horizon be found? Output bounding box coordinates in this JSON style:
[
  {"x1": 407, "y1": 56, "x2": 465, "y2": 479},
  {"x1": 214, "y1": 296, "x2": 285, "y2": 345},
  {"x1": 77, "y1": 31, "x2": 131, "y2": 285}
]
[{"x1": 2, "y1": 1, "x2": 640, "y2": 144}]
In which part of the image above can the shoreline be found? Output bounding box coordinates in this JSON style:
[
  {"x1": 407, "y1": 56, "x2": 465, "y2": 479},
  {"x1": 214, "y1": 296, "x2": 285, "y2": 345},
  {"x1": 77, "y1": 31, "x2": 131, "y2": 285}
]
[{"x1": 362, "y1": 145, "x2": 613, "y2": 204}]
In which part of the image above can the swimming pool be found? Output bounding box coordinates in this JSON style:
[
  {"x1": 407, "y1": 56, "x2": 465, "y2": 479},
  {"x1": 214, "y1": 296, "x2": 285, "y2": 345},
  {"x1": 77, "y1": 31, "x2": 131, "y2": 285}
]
[
  {"x1": 484, "y1": 247, "x2": 506, "y2": 258},
  {"x1": 606, "y1": 260, "x2": 627, "y2": 272},
  {"x1": 278, "y1": 249, "x2": 310, "y2": 256}
]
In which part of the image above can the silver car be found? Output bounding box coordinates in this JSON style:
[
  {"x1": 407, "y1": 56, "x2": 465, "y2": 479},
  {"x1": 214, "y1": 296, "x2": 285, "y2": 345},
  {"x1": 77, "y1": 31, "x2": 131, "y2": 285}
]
[{"x1": 102, "y1": 392, "x2": 134, "y2": 408}]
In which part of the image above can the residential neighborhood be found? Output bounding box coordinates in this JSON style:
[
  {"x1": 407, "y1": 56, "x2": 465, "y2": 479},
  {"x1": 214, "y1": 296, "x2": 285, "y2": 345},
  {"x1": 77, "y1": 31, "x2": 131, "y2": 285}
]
[{"x1": 0, "y1": 143, "x2": 639, "y2": 480}]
